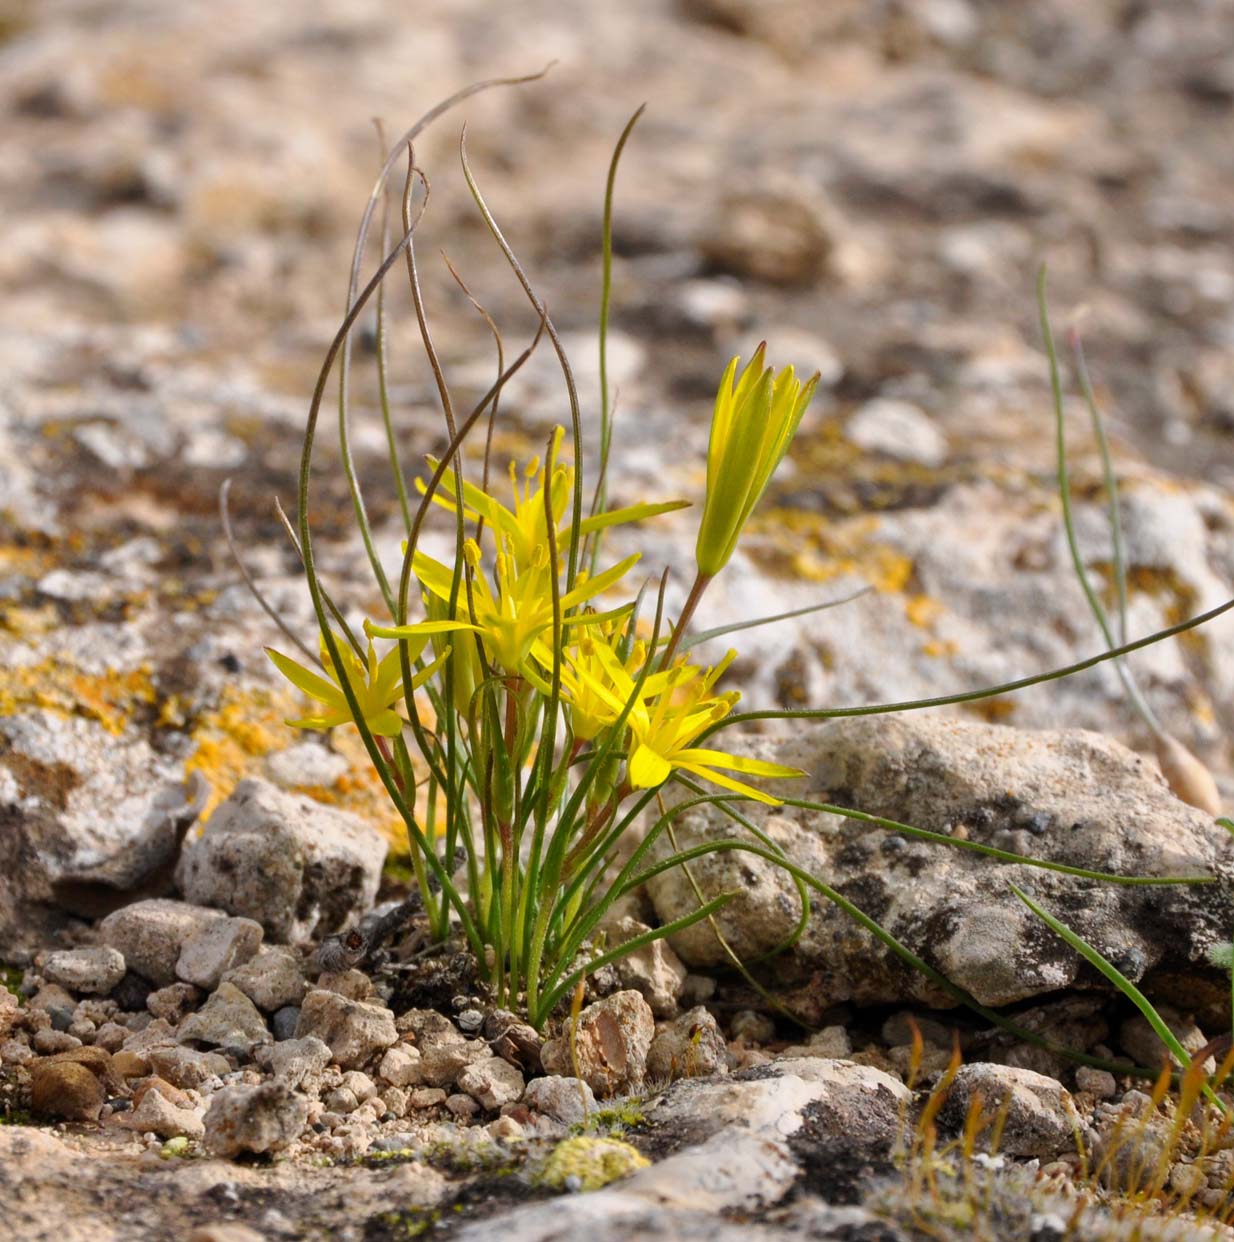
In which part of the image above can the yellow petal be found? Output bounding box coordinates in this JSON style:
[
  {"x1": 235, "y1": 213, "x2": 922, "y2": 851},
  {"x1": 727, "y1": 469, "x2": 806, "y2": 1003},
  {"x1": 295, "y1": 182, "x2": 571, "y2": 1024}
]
[
  {"x1": 575, "y1": 499, "x2": 690, "y2": 538},
  {"x1": 673, "y1": 748, "x2": 805, "y2": 779},
  {"x1": 561, "y1": 553, "x2": 639, "y2": 610},
  {"x1": 675, "y1": 762, "x2": 783, "y2": 805},
  {"x1": 367, "y1": 709, "x2": 406, "y2": 738},
  {"x1": 628, "y1": 743, "x2": 672, "y2": 789},
  {"x1": 266, "y1": 647, "x2": 344, "y2": 707}
]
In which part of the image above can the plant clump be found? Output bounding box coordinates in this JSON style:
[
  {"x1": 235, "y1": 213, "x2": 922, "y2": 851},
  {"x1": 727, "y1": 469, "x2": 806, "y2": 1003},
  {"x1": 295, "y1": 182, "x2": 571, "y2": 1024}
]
[{"x1": 239, "y1": 76, "x2": 1234, "y2": 1046}]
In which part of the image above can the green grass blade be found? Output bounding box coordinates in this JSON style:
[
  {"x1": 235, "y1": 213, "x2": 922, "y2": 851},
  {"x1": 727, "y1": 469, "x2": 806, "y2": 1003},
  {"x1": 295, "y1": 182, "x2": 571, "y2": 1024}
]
[
  {"x1": 782, "y1": 796, "x2": 1212, "y2": 885},
  {"x1": 707, "y1": 592, "x2": 1234, "y2": 734},
  {"x1": 1011, "y1": 882, "x2": 1225, "y2": 1112}
]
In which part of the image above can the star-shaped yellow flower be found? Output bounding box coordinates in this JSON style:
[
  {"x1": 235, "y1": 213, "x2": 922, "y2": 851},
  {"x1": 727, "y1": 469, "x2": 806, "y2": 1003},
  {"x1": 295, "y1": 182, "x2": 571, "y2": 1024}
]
[
  {"x1": 266, "y1": 631, "x2": 444, "y2": 738},
  {"x1": 572, "y1": 642, "x2": 804, "y2": 804}
]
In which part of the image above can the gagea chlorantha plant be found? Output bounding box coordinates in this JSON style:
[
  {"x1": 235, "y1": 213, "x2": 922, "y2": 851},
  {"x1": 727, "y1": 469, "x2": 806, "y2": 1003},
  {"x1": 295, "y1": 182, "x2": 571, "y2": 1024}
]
[{"x1": 247, "y1": 74, "x2": 1234, "y2": 1035}]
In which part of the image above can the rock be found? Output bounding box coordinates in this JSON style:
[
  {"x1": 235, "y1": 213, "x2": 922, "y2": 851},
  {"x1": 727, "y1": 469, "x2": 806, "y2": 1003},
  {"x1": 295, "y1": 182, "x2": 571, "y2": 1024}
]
[
  {"x1": 1, "y1": 1039, "x2": 34, "y2": 1066},
  {"x1": 607, "y1": 916, "x2": 688, "y2": 1018},
  {"x1": 0, "y1": 708, "x2": 197, "y2": 939},
  {"x1": 657, "y1": 1058, "x2": 911, "y2": 1152},
  {"x1": 1119, "y1": 1007, "x2": 1211, "y2": 1071},
  {"x1": 483, "y1": 1010, "x2": 543, "y2": 1074},
  {"x1": 147, "y1": 1044, "x2": 230, "y2": 1089},
  {"x1": 523, "y1": 1075, "x2": 597, "y2": 1125},
  {"x1": 38, "y1": 1045, "x2": 124, "y2": 1095},
  {"x1": 420, "y1": 1039, "x2": 493, "y2": 1089},
  {"x1": 846, "y1": 397, "x2": 948, "y2": 467},
  {"x1": 315, "y1": 967, "x2": 371, "y2": 1000},
  {"x1": 99, "y1": 900, "x2": 224, "y2": 987},
  {"x1": 29, "y1": 983, "x2": 76, "y2": 1029},
  {"x1": 378, "y1": 1044, "x2": 424, "y2": 1088},
  {"x1": 324, "y1": 1085, "x2": 358, "y2": 1113},
  {"x1": 341, "y1": 1069, "x2": 377, "y2": 1102},
  {"x1": 698, "y1": 185, "x2": 834, "y2": 287},
  {"x1": 202, "y1": 1081, "x2": 309, "y2": 1156},
  {"x1": 177, "y1": 981, "x2": 270, "y2": 1057},
  {"x1": 0, "y1": 989, "x2": 19, "y2": 1041},
  {"x1": 940, "y1": 1063, "x2": 1080, "y2": 1158},
  {"x1": 540, "y1": 991, "x2": 655, "y2": 1097},
  {"x1": 119, "y1": 1087, "x2": 205, "y2": 1140},
  {"x1": 176, "y1": 779, "x2": 387, "y2": 943},
  {"x1": 146, "y1": 982, "x2": 202, "y2": 1023},
  {"x1": 30, "y1": 1059, "x2": 105, "y2": 1121},
  {"x1": 457, "y1": 1056, "x2": 525, "y2": 1110},
  {"x1": 1075, "y1": 1066, "x2": 1118, "y2": 1099},
  {"x1": 646, "y1": 1007, "x2": 729, "y2": 1081},
  {"x1": 261, "y1": 1034, "x2": 332, "y2": 1093},
  {"x1": 647, "y1": 717, "x2": 1234, "y2": 1010},
  {"x1": 780, "y1": 1025, "x2": 853, "y2": 1061},
  {"x1": 33, "y1": 1028, "x2": 81, "y2": 1054},
  {"x1": 272, "y1": 1006, "x2": 301, "y2": 1041},
  {"x1": 265, "y1": 741, "x2": 349, "y2": 789},
  {"x1": 294, "y1": 988, "x2": 397, "y2": 1068},
  {"x1": 446, "y1": 1092, "x2": 479, "y2": 1120},
  {"x1": 176, "y1": 917, "x2": 263, "y2": 990},
  {"x1": 132, "y1": 1075, "x2": 195, "y2": 1110},
  {"x1": 397, "y1": 1008, "x2": 464, "y2": 1045},
  {"x1": 222, "y1": 946, "x2": 306, "y2": 1012},
  {"x1": 121, "y1": 1017, "x2": 177, "y2": 1055},
  {"x1": 189, "y1": 1226, "x2": 267, "y2": 1242},
  {"x1": 40, "y1": 946, "x2": 126, "y2": 995}
]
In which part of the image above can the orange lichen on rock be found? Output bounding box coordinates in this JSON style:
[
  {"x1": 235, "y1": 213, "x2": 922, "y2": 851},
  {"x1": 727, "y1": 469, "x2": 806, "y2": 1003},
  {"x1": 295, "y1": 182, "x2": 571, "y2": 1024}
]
[
  {"x1": 752, "y1": 508, "x2": 915, "y2": 594},
  {"x1": 183, "y1": 684, "x2": 409, "y2": 854},
  {"x1": 0, "y1": 659, "x2": 158, "y2": 735}
]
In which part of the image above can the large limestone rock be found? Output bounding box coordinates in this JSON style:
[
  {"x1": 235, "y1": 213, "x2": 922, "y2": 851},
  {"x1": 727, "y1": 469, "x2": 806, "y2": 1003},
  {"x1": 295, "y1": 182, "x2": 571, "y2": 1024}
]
[
  {"x1": 647, "y1": 716, "x2": 1234, "y2": 1011},
  {"x1": 176, "y1": 779, "x2": 386, "y2": 943},
  {"x1": 0, "y1": 709, "x2": 200, "y2": 952}
]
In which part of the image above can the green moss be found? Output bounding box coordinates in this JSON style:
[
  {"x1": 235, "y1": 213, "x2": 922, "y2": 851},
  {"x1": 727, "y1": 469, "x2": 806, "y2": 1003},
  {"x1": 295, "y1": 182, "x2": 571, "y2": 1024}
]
[
  {"x1": 572, "y1": 1101, "x2": 647, "y2": 1137},
  {"x1": 377, "y1": 1208, "x2": 440, "y2": 1238},
  {"x1": 363, "y1": 1146, "x2": 418, "y2": 1162},
  {"x1": 534, "y1": 1136, "x2": 649, "y2": 1192},
  {"x1": 0, "y1": 966, "x2": 22, "y2": 997}
]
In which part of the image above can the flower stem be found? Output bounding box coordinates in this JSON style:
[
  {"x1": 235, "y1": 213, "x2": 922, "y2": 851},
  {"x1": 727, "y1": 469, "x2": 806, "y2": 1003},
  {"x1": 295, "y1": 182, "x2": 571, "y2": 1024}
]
[{"x1": 660, "y1": 572, "x2": 711, "y2": 668}]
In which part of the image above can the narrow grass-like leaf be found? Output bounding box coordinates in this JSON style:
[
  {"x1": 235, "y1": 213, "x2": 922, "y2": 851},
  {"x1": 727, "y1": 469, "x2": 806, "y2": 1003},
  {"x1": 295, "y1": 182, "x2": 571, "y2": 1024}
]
[{"x1": 1011, "y1": 882, "x2": 1226, "y2": 1112}]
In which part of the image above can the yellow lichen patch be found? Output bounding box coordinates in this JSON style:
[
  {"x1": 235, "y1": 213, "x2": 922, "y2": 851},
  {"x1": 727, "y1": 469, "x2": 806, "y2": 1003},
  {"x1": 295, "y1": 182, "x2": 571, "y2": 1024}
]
[
  {"x1": 183, "y1": 684, "x2": 411, "y2": 855},
  {"x1": 905, "y1": 594, "x2": 942, "y2": 629},
  {"x1": 183, "y1": 686, "x2": 292, "y2": 823},
  {"x1": 0, "y1": 659, "x2": 157, "y2": 735},
  {"x1": 0, "y1": 603, "x2": 62, "y2": 638},
  {"x1": 534, "y1": 1136, "x2": 649, "y2": 1192},
  {"x1": 922, "y1": 639, "x2": 958, "y2": 659},
  {"x1": 965, "y1": 697, "x2": 1016, "y2": 723},
  {"x1": 0, "y1": 544, "x2": 56, "y2": 577},
  {"x1": 752, "y1": 508, "x2": 915, "y2": 594}
]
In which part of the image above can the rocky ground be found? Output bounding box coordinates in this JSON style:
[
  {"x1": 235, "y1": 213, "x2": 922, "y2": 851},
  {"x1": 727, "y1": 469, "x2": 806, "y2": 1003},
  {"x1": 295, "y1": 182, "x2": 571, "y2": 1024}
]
[{"x1": 5, "y1": 1, "x2": 1234, "y2": 1239}]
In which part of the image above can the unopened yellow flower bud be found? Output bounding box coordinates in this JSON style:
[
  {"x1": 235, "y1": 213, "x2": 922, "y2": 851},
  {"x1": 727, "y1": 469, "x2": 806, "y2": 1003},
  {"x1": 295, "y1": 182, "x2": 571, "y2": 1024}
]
[{"x1": 695, "y1": 344, "x2": 819, "y2": 578}]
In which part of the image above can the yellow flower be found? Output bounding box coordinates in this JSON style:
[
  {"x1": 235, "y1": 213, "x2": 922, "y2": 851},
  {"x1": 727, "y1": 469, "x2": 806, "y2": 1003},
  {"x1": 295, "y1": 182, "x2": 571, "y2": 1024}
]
[
  {"x1": 368, "y1": 542, "x2": 638, "y2": 677},
  {"x1": 266, "y1": 632, "x2": 446, "y2": 738},
  {"x1": 419, "y1": 427, "x2": 688, "y2": 572},
  {"x1": 572, "y1": 643, "x2": 803, "y2": 804},
  {"x1": 534, "y1": 624, "x2": 671, "y2": 742},
  {"x1": 695, "y1": 344, "x2": 820, "y2": 578}
]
